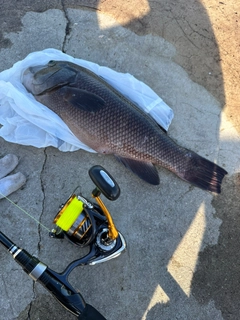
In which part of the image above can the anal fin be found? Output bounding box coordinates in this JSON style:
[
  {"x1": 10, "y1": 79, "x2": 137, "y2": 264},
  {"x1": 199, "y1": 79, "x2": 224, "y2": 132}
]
[{"x1": 115, "y1": 156, "x2": 160, "y2": 185}]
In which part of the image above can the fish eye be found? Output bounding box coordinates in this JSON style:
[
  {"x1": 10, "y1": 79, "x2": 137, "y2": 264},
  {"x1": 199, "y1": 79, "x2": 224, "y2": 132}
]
[{"x1": 48, "y1": 60, "x2": 56, "y2": 66}]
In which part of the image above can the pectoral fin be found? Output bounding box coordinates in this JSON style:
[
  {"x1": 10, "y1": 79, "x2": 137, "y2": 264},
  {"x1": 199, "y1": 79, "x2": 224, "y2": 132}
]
[
  {"x1": 115, "y1": 156, "x2": 160, "y2": 185},
  {"x1": 59, "y1": 86, "x2": 105, "y2": 112}
]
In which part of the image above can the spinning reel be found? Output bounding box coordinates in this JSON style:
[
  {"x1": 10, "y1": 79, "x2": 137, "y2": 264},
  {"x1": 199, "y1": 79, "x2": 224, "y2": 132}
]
[{"x1": 50, "y1": 165, "x2": 126, "y2": 265}]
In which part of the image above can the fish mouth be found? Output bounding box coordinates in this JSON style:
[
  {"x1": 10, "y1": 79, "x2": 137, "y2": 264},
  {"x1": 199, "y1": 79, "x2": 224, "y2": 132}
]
[
  {"x1": 22, "y1": 64, "x2": 50, "y2": 94},
  {"x1": 23, "y1": 65, "x2": 46, "y2": 77},
  {"x1": 22, "y1": 61, "x2": 78, "y2": 95},
  {"x1": 22, "y1": 65, "x2": 46, "y2": 80},
  {"x1": 22, "y1": 67, "x2": 35, "y2": 92},
  {"x1": 25, "y1": 60, "x2": 62, "y2": 76},
  {"x1": 29, "y1": 65, "x2": 47, "y2": 74}
]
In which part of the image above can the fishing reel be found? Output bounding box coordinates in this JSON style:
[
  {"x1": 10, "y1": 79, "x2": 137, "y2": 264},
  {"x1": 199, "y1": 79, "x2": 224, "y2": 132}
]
[{"x1": 50, "y1": 165, "x2": 126, "y2": 265}]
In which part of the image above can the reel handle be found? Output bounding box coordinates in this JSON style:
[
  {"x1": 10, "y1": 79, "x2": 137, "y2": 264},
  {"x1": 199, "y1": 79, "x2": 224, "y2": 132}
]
[
  {"x1": 89, "y1": 166, "x2": 120, "y2": 201},
  {"x1": 89, "y1": 166, "x2": 120, "y2": 240}
]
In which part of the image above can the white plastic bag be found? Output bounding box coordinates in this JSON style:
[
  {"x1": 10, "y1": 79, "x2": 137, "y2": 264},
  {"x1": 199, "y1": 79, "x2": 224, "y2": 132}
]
[{"x1": 0, "y1": 48, "x2": 174, "y2": 152}]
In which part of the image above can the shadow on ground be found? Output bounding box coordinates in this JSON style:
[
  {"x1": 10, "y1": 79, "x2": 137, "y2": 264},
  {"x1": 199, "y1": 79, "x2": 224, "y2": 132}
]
[{"x1": 192, "y1": 174, "x2": 240, "y2": 319}]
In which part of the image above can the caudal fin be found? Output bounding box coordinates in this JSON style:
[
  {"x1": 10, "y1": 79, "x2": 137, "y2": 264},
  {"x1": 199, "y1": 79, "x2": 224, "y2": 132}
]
[{"x1": 181, "y1": 153, "x2": 227, "y2": 193}]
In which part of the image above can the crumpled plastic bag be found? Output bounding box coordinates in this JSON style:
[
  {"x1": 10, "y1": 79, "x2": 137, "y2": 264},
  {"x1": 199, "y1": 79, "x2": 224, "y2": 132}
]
[{"x1": 0, "y1": 48, "x2": 174, "y2": 152}]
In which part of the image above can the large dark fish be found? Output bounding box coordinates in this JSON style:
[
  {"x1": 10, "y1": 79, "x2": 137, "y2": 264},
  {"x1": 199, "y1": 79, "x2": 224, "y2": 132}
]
[{"x1": 22, "y1": 60, "x2": 227, "y2": 193}]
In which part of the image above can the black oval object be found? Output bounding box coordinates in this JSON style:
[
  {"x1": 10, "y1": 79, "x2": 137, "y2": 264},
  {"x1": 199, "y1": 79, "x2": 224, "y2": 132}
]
[{"x1": 89, "y1": 165, "x2": 120, "y2": 201}]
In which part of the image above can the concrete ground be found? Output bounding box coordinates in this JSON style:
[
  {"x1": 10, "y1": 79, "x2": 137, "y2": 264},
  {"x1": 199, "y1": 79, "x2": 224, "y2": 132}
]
[{"x1": 0, "y1": 1, "x2": 239, "y2": 319}]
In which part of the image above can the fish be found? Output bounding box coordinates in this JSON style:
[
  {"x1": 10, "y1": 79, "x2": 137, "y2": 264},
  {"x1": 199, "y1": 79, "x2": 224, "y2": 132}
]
[{"x1": 22, "y1": 60, "x2": 227, "y2": 193}]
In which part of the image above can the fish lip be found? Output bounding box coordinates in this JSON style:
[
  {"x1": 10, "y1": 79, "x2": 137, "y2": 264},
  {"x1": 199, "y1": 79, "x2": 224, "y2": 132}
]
[
  {"x1": 22, "y1": 69, "x2": 34, "y2": 92},
  {"x1": 22, "y1": 65, "x2": 46, "y2": 78},
  {"x1": 29, "y1": 65, "x2": 46, "y2": 74},
  {"x1": 22, "y1": 65, "x2": 50, "y2": 92},
  {"x1": 22, "y1": 65, "x2": 47, "y2": 77},
  {"x1": 22, "y1": 66, "x2": 45, "y2": 93}
]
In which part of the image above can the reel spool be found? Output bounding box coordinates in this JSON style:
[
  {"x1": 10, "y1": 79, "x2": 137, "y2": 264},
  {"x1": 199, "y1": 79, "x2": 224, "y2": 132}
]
[{"x1": 53, "y1": 194, "x2": 93, "y2": 245}]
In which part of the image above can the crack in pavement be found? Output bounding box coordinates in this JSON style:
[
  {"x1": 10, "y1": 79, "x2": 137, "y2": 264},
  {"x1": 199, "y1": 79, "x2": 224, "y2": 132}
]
[
  {"x1": 27, "y1": 282, "x2": 37, "y2": 320},
  {"x1": 173, "y1": 17, "x2": 202, "y2": 50},
  {"x1": 61, "y1": 0, "x2": 71, "y2": 52},
  {"x1": 38, "y1": 148, "x2": 48, "y2": 252},
  {"x1": 185, "y1": 19, "x2": 214, "y2": 43}
]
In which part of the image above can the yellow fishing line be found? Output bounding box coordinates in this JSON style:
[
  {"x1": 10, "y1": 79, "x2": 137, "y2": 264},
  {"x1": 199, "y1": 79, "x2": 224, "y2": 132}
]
[
  {"x1": 0, "y1": 192, "x2": 51, "y2": 232},
  {"x1": 54, "y1": 195, "x2": 84, "y2": 231}
]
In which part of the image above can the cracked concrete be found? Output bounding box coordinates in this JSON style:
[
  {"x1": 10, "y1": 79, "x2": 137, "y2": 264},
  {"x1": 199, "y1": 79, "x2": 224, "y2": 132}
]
[
  {"x1": 61, "y1": 0, "x2": 72, "y2": 53},
  {"x1": 0, "y1": 1, "x2": 239, "y2": 320},
  {"x1": 38, "y1": 149, "x2": 47, "y2": 253},
  {"x1": 27, "y1": 283, "x2": 37, "y2": 320}
]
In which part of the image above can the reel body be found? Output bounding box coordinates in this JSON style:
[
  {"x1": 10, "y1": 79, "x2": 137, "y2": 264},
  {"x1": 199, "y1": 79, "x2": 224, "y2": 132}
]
[{"x1": 50, "y1": 165, "x2": 126, "y2": 265}]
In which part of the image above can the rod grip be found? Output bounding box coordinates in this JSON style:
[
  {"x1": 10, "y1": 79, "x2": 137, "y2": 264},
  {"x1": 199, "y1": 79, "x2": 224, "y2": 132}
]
[{"x1": 38, "y1": 267, "x2": 86, "y2": 316}]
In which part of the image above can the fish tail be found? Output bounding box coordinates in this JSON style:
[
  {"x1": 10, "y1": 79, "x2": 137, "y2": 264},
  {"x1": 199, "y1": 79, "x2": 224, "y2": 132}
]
[{"x1": 176, "y1": 152, "x2": 227, "y2": 193}]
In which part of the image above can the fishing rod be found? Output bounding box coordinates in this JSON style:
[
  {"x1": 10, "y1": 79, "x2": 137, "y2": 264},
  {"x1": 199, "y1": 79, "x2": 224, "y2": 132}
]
[{"x1": 0, "y1": 165, "x2": 126, "y2": 319}]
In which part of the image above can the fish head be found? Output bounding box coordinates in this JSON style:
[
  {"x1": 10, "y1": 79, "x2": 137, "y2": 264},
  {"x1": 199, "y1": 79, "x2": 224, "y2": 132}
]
[{"x1": 22, "y1": 60, "x2": 77, "y2": 95}]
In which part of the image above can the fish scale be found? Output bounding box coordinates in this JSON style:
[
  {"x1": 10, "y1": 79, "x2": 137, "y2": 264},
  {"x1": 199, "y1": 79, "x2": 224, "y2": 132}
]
[{"x1": 22, "y1": 60, "x2": 227, "y2": 193}]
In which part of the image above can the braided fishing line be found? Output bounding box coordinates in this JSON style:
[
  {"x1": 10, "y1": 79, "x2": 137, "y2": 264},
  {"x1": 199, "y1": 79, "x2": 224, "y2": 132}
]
[{"x1": 0, "y1": 191, "x2": 51, "y2": 232}]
